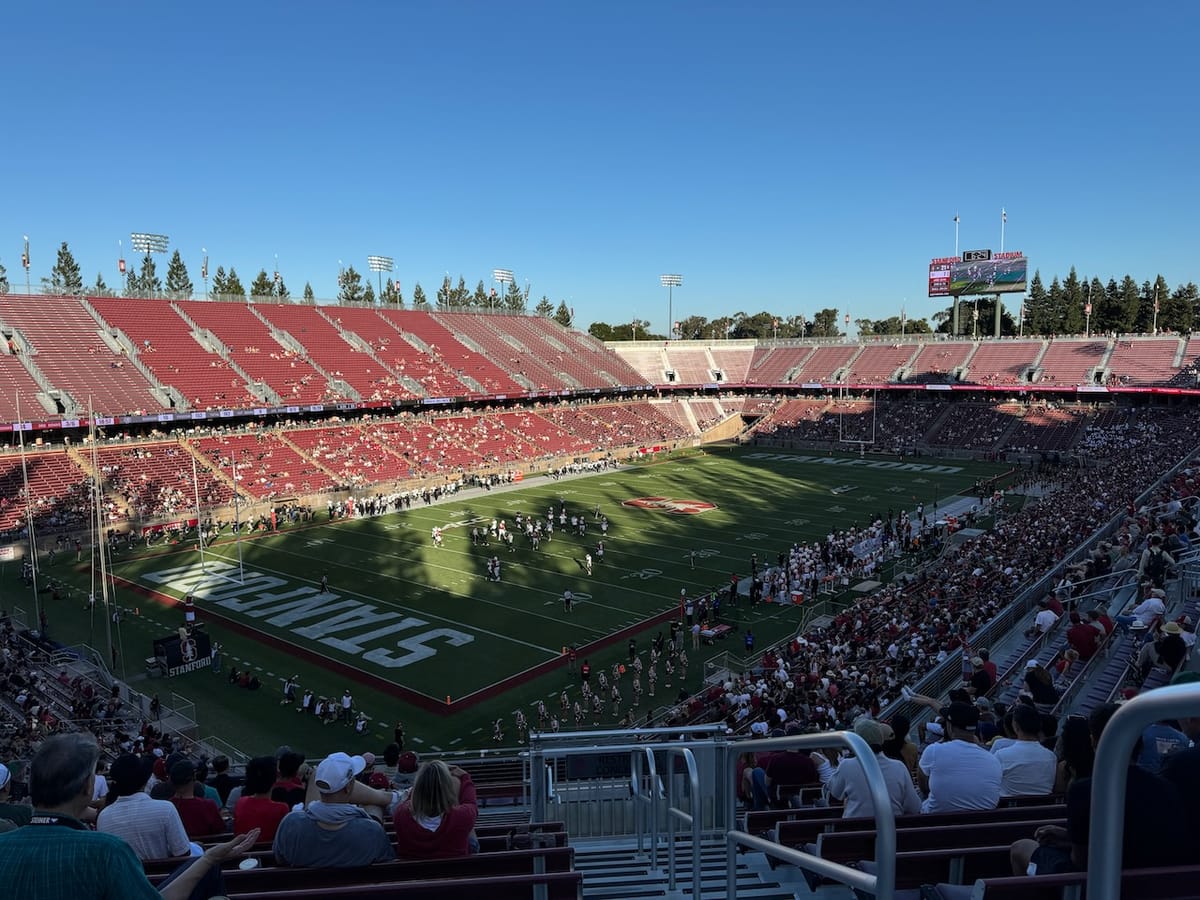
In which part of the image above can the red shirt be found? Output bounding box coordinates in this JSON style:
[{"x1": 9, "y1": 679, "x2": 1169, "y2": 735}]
[
  {"x1": 1067, "y1": 623, "x2": 1101, "y2": 660},
  {"x1": 983, "y1": 661, "x2": 998, "y2": 684},
  {"x1": 170, "y1": 794, "x2": 225, "y2": 838},
  {"x1": 234, "y1": 794, "x2": 289, "y2": 842},
  {"x1": 393, "y1": 773, "x2": 478, "y2": 859}
]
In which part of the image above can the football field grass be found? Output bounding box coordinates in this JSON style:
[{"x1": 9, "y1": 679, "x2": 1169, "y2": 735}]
[{"x1": 32, "y1": 445, "x2": 1012, "y2": 758}]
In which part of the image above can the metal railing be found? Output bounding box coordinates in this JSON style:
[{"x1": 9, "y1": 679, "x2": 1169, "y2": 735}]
[
  {"x1": 1088, "y1": 683, "x2": 1200, "y2": 900},
  {"x1": 664, "y1": 747, "x2": 702, "y2": 896},
  {"x1": 722, "y1": 731, "x2": 896, "y2": 899}
]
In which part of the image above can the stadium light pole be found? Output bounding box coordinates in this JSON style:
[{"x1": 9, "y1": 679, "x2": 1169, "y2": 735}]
[
  {"x1": 367, "y1": 255, "x2": 394, "y2": 302},
  {"x1": 1153, "y1": 286, "x2": 1159, "y2": 335},
  {"x1": 1085, "y1": 283, "x2": 1092, "y2": 338},
  {"x1": 661, "y1": 274, "x2": 682, "y2": 340},
  {"x1": 201, "y1": 248, "x2": 209, "y2": 299},
  {"x1": 130, "y1": 232, "x2": 169, "y2": 296},
  {"x1": 493, "y1": 268, "x2": 513, "y2": 313}
]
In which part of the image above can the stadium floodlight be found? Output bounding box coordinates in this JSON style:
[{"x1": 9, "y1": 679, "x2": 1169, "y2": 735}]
[
  {"x1": 493, "y1": 268, "x2": 514, "y2": 312},
  {"x1": 130, "y1": 233, "x2": 169, "y2": 296},
  {"x1": 367, "y1": 255, "x2": 394, "y2": 301},
  {"x1": 660, "y1": 274, "x2": 682, "y2": 339}
]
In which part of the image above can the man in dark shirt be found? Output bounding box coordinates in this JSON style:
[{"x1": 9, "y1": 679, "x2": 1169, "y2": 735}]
[
  {"x1": 1066, "y1": 611, "x2": 1100, "y2": 660},
  {"x1": 1010, "y1": 703, "x2": 1190, "y2": 875},
  {"x1": 763, "y1": 728, "x2": 820, "y2": 808},
  {"x1": 968, "y1": 656, "x2": 993, "y2": 696}
]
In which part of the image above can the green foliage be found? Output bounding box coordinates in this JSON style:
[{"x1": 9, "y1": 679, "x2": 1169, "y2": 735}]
[
  {"x1": 136, "y1": 253, "x2": 163, "y2": 296},
  {"x1": 472, "y1": 280, "x2": 489, "y2": 309},
  {"x1": 381, "y1": 278, "x2": 402, "y2": 306},
  {"x1": 93, "y1": 272, "x2": 109, "y2": 296},
  {"x1": 855, "y1": 315, "x2": 933, "y2": 335},
  {"x1": 165, "y1": 249, "x2": 193, "y2": 298},
  {"x1": 363, "y1": 281, "x2": 376, "y2": 305},
  {"x1": 0, "y1": 261, "x2": 8, "y2": 294},
  {"x1": 249, "y1": 269, "x2": 274, "y2": 298},
  {"x1": 535, "y1": 296, "x2": 555, "y2": 317},
  {"x1": 553, "y1": 300, "x2": 571, "y2": 326},
  {"x1": 412, "y1": 282, "x2": 429, "y2": 309},
  {"x1": 453, "y1": 276, "x2": 470, "y2": 308},
  {"x1": 504, "y1": 279, "x2": 526, "y2": 312},
  {"x1": 303, "y1": 281, "x2": 315, "y2": 303},
  {"x1": 224, "y1": 267, "x2": 246, "y2": 298},
  {"x1": 808, "y1": 308, "x2": 842, "y2": 337},
  {"x1": 274, "y1": 274, "x2": 289, "y2": 300},
  {"x1": 435, "y1": 275, "x2": 452, "y2": 309},
  {"x1": 337, "y1": 265, "x2": 364, "y2": 304},
  {"x1": 210, "y1": 266, "x2": 228, "y2": 296},
  {"x1": 46, "y1": 241, "x2": 84, "y2": 295}
]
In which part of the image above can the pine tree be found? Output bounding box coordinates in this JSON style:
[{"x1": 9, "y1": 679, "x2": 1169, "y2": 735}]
[
  {"x1": 0, "y1": 261, "x2": 8, "y2": 295},
  {"x1": 137, "y1": 253, "x2": 162, "y2": 295},
  {"x1": 165, "y1": 250, "x2": 193, "y2": 298},
  {"x1": 435, "y1": 275, "x2": 452, "y2": 309},
  {"x1": 1086, "y1": 277, "x2": 1106, "y2": 333},
  {"x1": 1061, "y1": 267, "x2": 1084, "y2": 334},
  {"x1": 303, "y1": 281, "x2": 315, "y2": 303},
  {"x1": 1046, "y1": 277, "x2": 1065, "y2": 334},
  {"x1": 535, "y1": 296, "x2": 555, "y2": 317},
  {"x1": 472, "y1": 280, "x2": 488, "y2": 308},
  {"x1": 249, "y1": 269, "x2": 274, "y2": 298},
  {"x1": 274, "y1": 275, "x2": 289, "y2": 300},
  {"x1": 1117, "y1": 275, "x2": 1141, "y2": 333},
  {"x1": 363, "y1": 281, "x2": 376, "y2": 305},
  {"x1": 553, "y1": 301, "x2": 571, "y2": 326},
  {"x1": 46, "y1": 241, "x2": 84, "y2": 295},
  {"x1": 225, "y1": 268, "x2": 246, "y2": 298},
  {"x1": 210, "y1": 266, "x2": 228, "y2": 297},
  {"x1": 1024, "y1": 271, "x2": 1048, "y2": 334},
  {"x1": 94, "y1": 272, "x2": 109, "y2": 296},
  {"x1": 337, "y1": 265, "x2": 364, "y2": 304},
  {"x1": 381, "y1": 279, "x2": 402, "y2": 305},
  {"x1": 504, "y1": 280, "x2": 527, "y2": 312},
  {"x1": 453, "y1": 276, "x2": 470, "y2": 308},
  {"x1": 411, "y1": 282, "x2": 429, "y2": 309}
]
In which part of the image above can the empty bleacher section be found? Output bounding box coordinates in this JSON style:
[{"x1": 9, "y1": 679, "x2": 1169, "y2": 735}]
[
  {"x1": 432, "y1": 312, "x2": 566, "y2": 391},
  {"x1": 538, "y1": 323, "x2": 650, "y2": 388},
  {"x1": 499, "y1": 316, "x2": 618, "y2": 389},
  {"x1": 688, "y1": 399, "x2": 723, "y2": 430},
  {"x1": 90, "y1": 296, "x2": 257, "y2": 410},
  {"x1": 905, "y1": 341, "x2": 974, "y2": 382},
  {"x1": 1034, "y1": 339, "x2": 1107, "y2": 385},
  {"x1": 744, "y1": 345, "x2": 812, "y2": 385},
  {"x1": 380, "y1": 310, "x2": 524, "y2": 396},
  {"x1": 844, "y1": 343, "x2": 918, "y2": 383},
  {"x1": 178, "y1": 300, "x2": 340, "y2": 405},
  {"x1": 0, "y1": 294, "x2": 161, "y2": 417},
  {"x1": 963, "y1": 340, "x2": 1044, "y2": 385},
  {"x1": 252, "y1": 304, "x2": 417, "y2": 402},
  {"x1": 1106, "y1": 337, "x2": 1182, "y2": 386},
  {"x1": 0, "y1": 350, "x2": 50, "y2": 423},
  {"x1": 611, "y1": 345, "x2": 668, "y2": 384},
  {"x1": 795, "y1": 343, "x2": 858, "y2": 381},
  {"x1": 708, "y1": 345, "x2": 753, "y2": 383},
  {"x1": 662, "y1": 346, "x2": 714, "y2": 385}
]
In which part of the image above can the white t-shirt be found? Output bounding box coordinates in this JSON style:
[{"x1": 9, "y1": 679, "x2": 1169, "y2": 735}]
[
  {"x1": 828, "y1": 752, "x2": 921, "y2": 819},
  {"x1": 918, "y1": 739, "x2": 1002, "y2": 813},
  {"x1": 1034, "y1": 609, "x2": 1059, "y2": 633},
  {"x1": 993, "y1": 739, "x2": 1057, "y2": 797}
]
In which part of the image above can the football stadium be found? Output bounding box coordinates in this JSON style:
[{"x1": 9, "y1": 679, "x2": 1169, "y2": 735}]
[{"x1": 2, "y1": 5, "x2": 1199, "y2": 900}]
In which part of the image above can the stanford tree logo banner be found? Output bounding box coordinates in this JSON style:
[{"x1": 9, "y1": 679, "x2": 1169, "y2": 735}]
[{"x1": 621, "y1": 496, "x2": 717, "y2": 515}]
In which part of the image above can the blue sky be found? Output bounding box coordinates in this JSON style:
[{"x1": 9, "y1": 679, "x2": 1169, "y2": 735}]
[{"x1": 5, "y1": 2, "x2": 1198, "y2": 334}]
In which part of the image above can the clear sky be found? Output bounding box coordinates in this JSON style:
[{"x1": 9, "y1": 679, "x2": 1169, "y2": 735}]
[{"x1": 5, "y1": 1, "x2": 1198, "y2": 334}]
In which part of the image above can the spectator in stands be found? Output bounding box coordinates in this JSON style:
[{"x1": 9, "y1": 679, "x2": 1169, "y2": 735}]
[
  {"x1": 169, "y1": 760, "x2": 225, "y2": 839},
  {"x1": 917, "y1": 701, "x2": 1002, "y2": 813},
  {"x1": 1135, "y1": 621, "x2": 1189, "y2": 680},
  {"x1": 271, "y1": 751, "x2": 309, "y2": 808},
  {"x1": 1088, "y1": 608, "x2": 1115, "y2": 636},
  {"x1": 1137, "y1": 534, "x2": 1174, "y2": 588},
  {"x1": 761, "y1": 727, "x2": 820, "y2": 808},
  {"x1": 0, "y1": 733, "x2": 258, "y2": 900},
  {"x1": 0, "y1": 763, "x2": 30, "y2": 830},
  {"x1": 393, "y1": 759, "x2": 478, "y2": 859},
  {"x1": 966, "y1": 655, "x2": 993, "y2": 696},
  {"x1": 993, "y1": 704, "x2": 1057, "y2": 797},
  {"x1": 1021, "y1": 661, "x2": 1059, "y2": 710},
  {"x1": 273, "y1": 751, "x2": 396, "y2": 868},
  {"x1": 233, "y1": 756, "x2": 289, "y2": 843},
  {"x1": 210, "y1": 756, "x2": 234, "y2": 808},
  {"x1": 1026, "y1": 598, "x2": 1060, "y2": 638},
  {"x1": 1065, "y1": 611, "x2": 1100, "y2": 660},
  {"x1": 881, "y1": 714, "x2": 919, "y2": 776},
  {"x1": 827, "y1": 718, "x2": 920, "y2": 818},
  {"x1": 977, "y1": 649, "x2": 998, "y2": 686},
  {"x1": 1054, "y1": 714, "x2": 1095, "y2": 793},
  {"x1": 1116, "y1": 587, "x2": 1167, "y2": 631},
  {"x1": 98, "y1": 753, "x2": 192, "y2": 861},
  {"x1": 1010, "y1": 703, "x2": 1190, "y2": 876},
  {"x1": 1137, "y1": 717, "x2": 1190, "y2": 774}
]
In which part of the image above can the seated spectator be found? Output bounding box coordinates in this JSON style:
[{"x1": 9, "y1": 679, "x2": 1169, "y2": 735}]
[
  {"x1": 918, "y1": 702, "x2": 1002, "y2": 813},
  {"x1": 1066, "y1": 611, "x2": 1100, "y2": 660},
  {"x1": 192, "y1": 762, "x2": 220, "y2": 807},
  {"x1": 233, "y1": 756, "x2": 289, "y2": 843},
  {"x1": 97, "y1": 754, "x2": 192, "y2": 861},
  {"x1": 994, "y1": 703, "x2": 1057, "y2": 797},
  {"x1": 967, "y1": 655, "x2": 993, "y2": 696},
  {"x1": 1116, "y1": 587, "x2": 1167, "y2": 631},
  {"x1": 0, "y1": 733, "x2": 258, "y2": 899},
  {"x1": 0, "y1": 763, "x2": 32, "y2": 829},
  {"x1": 270, "y1": 751, "x2": 308, "y2": 808},
  {"x1": 828, "y1": 718, "x2": 920, "y2": 818},
  {"x1": 1054, "y1": 714, "x2": 1095, "y2": 793},
  {"x1": 880, "y1": 714, "x2": 919, "y2": 777},
  {"x1": 1136, "y1": 621, "x2": 1189, "y2": 679},
  {"x1": 763, "y1": 728, "x2": 821, "y2": 808},
  {"x1": 273, "y1": 751, "x2": 396, "y2": 867},
  {"x1": 169, "y1": 761, "x2": 225, "y2": 840},
  {"x1": 1010, "y1": 703, "x2": 1191, "y2": 876},
  {"x1": 393, "y1": 759, "x2": 478, "y2": 859},
  {"x1": 211, "y1": 756, "x2": 235, "y2": 808},
  {"x1": 1022, "y1": 661, "x2": 1060, "y2": 710},
  {"x1": 1137, "y1": 718, "x2": 1190, "y2": 773}
]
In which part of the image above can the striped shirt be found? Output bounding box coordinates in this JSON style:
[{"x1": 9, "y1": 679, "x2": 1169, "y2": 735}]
[{"x1": 97, "y1": 791, "x2": 191, "y2": 860}]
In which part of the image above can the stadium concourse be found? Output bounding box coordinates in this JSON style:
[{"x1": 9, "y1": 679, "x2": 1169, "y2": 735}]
[{"x1": 1, "y1": 296, "x2": 1200, "y2": 897}]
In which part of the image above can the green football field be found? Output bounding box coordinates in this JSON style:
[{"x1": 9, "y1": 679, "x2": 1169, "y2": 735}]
[{"x1": 29, "y1": 446, "x2": 1012, "y2": 758}]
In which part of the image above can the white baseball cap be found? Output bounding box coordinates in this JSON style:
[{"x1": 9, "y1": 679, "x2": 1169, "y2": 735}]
[{"x1": 314, "y1": 752, "x2": 366, "y2": 793}]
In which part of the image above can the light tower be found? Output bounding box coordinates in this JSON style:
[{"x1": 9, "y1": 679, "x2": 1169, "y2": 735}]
[
  {"x1": 367, "y1": 255, "x2": 394, "y2": 301},
  {"x1": 129, "y1": 232, "x2": 169, "y2": 296},
  {"x1": 493, "y1": 268, "x2": 514, "y2": 312},
  {"x1": 660, "y1": 274, "x2": 682, "y2": 339}
]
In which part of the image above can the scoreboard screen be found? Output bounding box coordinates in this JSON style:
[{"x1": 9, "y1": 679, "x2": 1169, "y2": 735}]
[
  {"x1": 950, "y1": 253, "x2": 1028, "y2": 295},
  {"x1": 928, "y1": 258, "x2": 955, "y2": 297}
]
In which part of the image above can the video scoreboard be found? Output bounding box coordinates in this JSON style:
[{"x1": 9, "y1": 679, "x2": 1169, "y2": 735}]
[{"x1": 929, "y1": 251, "x2": 1028, "y2": 297}]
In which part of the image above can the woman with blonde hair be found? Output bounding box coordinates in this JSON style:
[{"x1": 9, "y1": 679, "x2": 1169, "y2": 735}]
[{"x1": 392, "y1": 759, "x2": 478, "y2": 859}]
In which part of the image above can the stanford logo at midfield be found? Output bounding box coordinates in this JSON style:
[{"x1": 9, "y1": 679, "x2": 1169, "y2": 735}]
[{"x1": 622, "y1": 497, "x2": 717, "y2": 515}]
